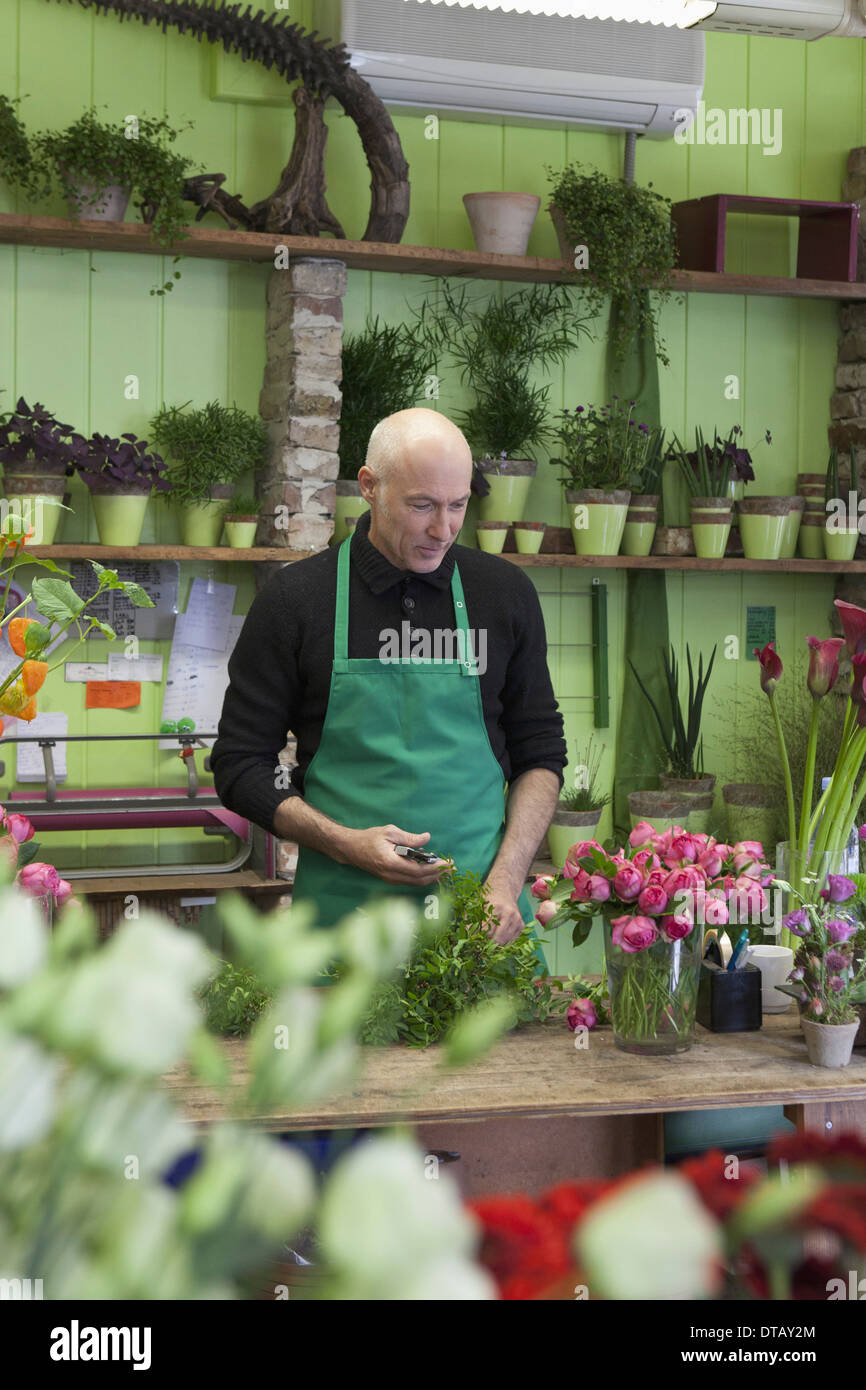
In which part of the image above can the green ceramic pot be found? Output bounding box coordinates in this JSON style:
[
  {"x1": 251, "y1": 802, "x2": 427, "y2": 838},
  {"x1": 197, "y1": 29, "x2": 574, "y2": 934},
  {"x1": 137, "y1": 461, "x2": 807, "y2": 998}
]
[
  {"x1": 798, "y1": 515, "x2": 825, "y2": 558},
  {"x1": 566, "y1": 488, "x2": 631, "y2": 557},
  {"x1": 513, "y1": 523, "x2": 545, "y2": 554},
  {"x1": 0, "y1": 494, "x2": 66, "y2": 545},
  {"x1": 779, "y1": 498, "x2": 805, "y2": 559},
  {"x1": 627, "y1": 790, "x2": 692, "y2": 833},
  {"x1": 824, "y1": 526, "x2": 860, "y2": 562},
  {"x1": 476, "y1": 523, "x2": 509, "y2": 554},
  {"x1": 546, "y1": 808, "x2": 602, "y2": 869},
  {"x1": 90, "y1": 491, "x2": 150, "y2": 547},
  {"x1": 722, "y1": 783, "x2": 779, "y2": 853},
  {"x1": 620, "y1": 494, "x2": 658, "y2": 557},
  {"x1": 477, "y1": 460, "x2": 536, "y2": 523},
  {"x1": 333, "y1": 481, "x2": 369, "y2": 544},
  {"x1": 180, "y1": 499, "x2": 229, "y2": 547},
  {"x1": 224, "y1": 519, "x2": 259, "y2": 548},
  {"x1": 737, "y1": 497, "x2": 789, "y2": 560}
]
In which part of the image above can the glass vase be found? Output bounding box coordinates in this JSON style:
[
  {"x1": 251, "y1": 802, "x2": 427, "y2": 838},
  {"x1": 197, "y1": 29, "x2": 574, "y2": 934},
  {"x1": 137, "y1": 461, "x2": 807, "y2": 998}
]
[
  {"x1": 602, "y1": 915, "x2": 703, "y2": 1056},
  {"x1": 774, "y1": 842, "x2": 847, "y2": 951}
]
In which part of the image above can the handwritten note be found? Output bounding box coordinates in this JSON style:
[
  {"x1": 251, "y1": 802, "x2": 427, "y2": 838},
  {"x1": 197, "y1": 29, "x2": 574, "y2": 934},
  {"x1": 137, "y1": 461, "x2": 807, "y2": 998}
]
[
  {"x1": 174, "y1": 578, "x2": 237, "y2": 652},
  {"x1": 107, "y1": 652, "x2": 163, "y2": 683},
  {"x1": 15, "y1": 711, "x2": 68, "y2": 782},
  {"x1": 86, "y1": 681, "x2": 141, "y2": 709},
  {"x1": 159, "y1": 615, "x2": 244, "y2": 750}
]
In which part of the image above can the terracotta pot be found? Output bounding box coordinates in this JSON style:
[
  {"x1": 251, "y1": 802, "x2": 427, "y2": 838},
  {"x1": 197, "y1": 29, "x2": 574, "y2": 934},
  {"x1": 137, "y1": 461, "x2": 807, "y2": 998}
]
[
  {"x1": 65, "y1": 179, "x2": 132, "y2": 222},
  {"x1": 651, "y1": 525, "x2": 696, "y2": 557},
  {"x1": 802, "y1": 1017, "x2": 860, "y2": 1068},
  {"x1": 463, "y1": 191, "x2": 541, "y2": 256},
  {"x1": 546, "y1": 806, "x2": 602, "y2": 869},
  {"x1": 3, "y1": 472, "x2": 67, "y2": 495},
  {"x1": 566, "y1": 487, "x2": 631, "y2": 556},
  {"x1": 478, "y1": 459, "x2": 536, "y2": 524}
]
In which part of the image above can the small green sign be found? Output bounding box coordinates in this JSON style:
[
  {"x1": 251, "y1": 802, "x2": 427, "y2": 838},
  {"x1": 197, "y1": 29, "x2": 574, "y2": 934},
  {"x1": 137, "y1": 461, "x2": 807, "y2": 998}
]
[{"x1": 746, "y1": 606, "x2": 776, "y2": 659}]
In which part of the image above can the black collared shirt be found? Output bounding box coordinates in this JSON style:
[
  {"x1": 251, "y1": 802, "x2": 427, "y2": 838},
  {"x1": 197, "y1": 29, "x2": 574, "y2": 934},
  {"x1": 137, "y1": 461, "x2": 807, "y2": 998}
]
[{"x1": 211, "y1": 510, "x2": 567, "y2": 834}]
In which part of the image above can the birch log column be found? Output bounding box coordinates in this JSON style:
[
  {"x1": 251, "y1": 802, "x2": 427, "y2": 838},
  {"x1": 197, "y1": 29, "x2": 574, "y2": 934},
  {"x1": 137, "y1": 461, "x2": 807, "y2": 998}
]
[{"x1": 256, "y1": 256, "x2": 346, "y2": 574}]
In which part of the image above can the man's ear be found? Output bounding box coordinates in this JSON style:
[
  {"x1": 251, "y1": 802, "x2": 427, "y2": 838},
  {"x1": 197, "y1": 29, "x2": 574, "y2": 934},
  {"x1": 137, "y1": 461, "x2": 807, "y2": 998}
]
[{"x1": 358, "y1": 465, "x2": 376, "y2": 505}]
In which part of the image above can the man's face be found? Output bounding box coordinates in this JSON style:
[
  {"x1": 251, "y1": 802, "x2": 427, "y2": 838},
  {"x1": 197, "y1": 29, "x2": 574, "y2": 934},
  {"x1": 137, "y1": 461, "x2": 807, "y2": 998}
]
[{"x1": 362, "y1": 436, "x2": 472, "y2": 574}]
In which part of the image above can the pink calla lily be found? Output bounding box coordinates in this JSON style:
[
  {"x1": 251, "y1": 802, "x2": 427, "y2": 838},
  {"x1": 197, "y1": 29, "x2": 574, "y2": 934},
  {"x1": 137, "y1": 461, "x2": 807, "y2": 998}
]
[
  {"x1": 806, "y1": 636, "x2": 844, "y2": 699},
  {"x1": 835, "y1": 599, "x2": 866, "y2": 657},
  {"x1": 754, "y1": 641, "x2": 783, "y2": 695}
]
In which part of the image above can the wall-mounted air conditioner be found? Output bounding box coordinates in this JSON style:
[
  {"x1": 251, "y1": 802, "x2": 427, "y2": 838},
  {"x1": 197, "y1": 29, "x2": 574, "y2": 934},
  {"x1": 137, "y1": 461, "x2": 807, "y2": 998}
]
[
  {"x1": 320, "y1": 0, "x2": 704, "y2": 138},
  {"x1": 700, "y1": 0, "x2": 866, "y2": 38}
]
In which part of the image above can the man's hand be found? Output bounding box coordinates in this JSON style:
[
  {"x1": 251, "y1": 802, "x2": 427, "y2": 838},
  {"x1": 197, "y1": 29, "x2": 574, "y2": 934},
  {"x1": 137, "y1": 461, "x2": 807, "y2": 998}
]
[
  {"x1": 344, "y1": 824, "x2": 451, "y2": 886},
  {"x1": 484, "y1": 879, "x2": 527, "y2": 945}
]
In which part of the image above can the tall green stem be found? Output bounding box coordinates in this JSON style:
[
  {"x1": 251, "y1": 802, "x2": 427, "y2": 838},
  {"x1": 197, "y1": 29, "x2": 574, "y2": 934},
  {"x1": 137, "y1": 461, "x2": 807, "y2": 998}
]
[
  {"x1": 768, "y1": 692, "x2": 796, "y2": 854},
  {"x1": 797, "y1": 699, "x2": 822, "y2": 868},
  {"x1": 811, "y1": 725, "x2": 866, "y2": 869}
]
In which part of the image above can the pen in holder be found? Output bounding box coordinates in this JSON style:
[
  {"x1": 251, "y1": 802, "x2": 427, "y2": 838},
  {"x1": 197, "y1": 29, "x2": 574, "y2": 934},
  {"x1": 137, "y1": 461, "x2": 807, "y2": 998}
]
[{"x1": 697, "y1": 959, "x2": 763, "y2": 1033}]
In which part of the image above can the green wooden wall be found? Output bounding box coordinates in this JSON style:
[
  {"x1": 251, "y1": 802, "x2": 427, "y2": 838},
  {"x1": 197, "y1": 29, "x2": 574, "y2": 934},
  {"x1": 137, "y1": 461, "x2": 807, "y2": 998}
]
[{"x1": 0, "y1": 2, "x2": 862, "y2": 932}]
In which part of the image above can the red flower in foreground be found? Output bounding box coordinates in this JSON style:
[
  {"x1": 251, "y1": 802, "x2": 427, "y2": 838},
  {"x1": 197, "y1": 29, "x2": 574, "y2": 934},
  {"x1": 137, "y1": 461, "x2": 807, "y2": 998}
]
[
  {"x1": 537, "y1": 1179, "x2": 617, "y2": 1232},
  {"x1": 676, "y1": 1149, "x2": 763, "y2": 1222},
  {"x1": 802, "y1": 1187, "x2": 866, "y2": 1254},
  {"x1": 467, "y1": 1195, "x2": 572, "y2": 1300},
  {"x1": 767, "y1": 1130, "x2": 866, "y2": 1178}
]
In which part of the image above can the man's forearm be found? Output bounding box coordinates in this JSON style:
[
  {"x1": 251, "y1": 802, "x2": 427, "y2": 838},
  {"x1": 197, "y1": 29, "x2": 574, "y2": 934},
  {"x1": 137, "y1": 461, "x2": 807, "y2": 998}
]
[
  {"x1": 486, "y1": 768, "x2": 560, "y2": 898},
  {"x1": 273, "y1": 795, "x2": 357, "y2": 865}
]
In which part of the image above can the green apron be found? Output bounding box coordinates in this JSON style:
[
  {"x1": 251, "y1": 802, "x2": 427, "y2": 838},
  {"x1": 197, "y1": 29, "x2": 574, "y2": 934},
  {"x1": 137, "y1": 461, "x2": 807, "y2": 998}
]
[{"x1": 291, "y1": 534, "x2": 541, "y2": 949}]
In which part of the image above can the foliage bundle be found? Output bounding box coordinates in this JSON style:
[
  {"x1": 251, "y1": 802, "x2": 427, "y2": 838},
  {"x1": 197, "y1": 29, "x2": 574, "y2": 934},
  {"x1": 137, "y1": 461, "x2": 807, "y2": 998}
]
[
  {"x1": 339, "y1": 318, "x2": 437, "y2": 481},
  {"x1": 551, "y1": 398, "x2": 666, "y2": 493},
  {"x1": 416, "y1": 281, "x2": 590, "y2": 462},
  {"x1": 629, "y1": 644, "x2": 717, "y2": 780},
  {"x1": 559, "y1": 734, "x2": 611, "y2": 813},
  {"x1": 149, "y1": 400, "x2": 268, "y2": 505},
  {"x1": 547, "y1": 162, "x2": 678, "y2": 366},
  {"x1": 349, "y1": 869, "x2": 554, "y2": 1048}
]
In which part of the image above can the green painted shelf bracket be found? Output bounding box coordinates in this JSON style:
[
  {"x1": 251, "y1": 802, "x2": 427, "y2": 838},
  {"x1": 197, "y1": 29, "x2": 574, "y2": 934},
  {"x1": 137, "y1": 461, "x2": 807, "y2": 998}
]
[{"x1": 590, "y1": 578, "x2": 609, "y2": 729}]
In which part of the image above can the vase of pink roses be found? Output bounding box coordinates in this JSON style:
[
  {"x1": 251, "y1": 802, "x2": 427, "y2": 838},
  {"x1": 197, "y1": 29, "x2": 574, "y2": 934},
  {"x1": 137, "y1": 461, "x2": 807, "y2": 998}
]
[{"x1": 533, "y1": 821, "x2": 774, "y2": 1055}]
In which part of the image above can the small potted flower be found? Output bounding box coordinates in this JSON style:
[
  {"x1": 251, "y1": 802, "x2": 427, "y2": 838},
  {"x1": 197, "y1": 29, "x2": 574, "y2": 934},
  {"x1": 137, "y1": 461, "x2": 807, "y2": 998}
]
[
  {"x1": 550, "y1": 400, "x2": 639, "y2": 557},
  {"x1": 72, "y1": 430, "x2": 171, "y2": 547},
  {"x1": 0, "y1": 397, "x2": 76, "y2": 543},
  {"x1": 776, "y1": 875, "x2": 866, "y2": 1068},
  {"x1": 223, "y1": 492, "x2": 260, "y2": 549},
  {"x1": 150, "y1": 401, "x2": 268, "y2": 546},
  {"x1": 668, "y1": 426, "x2": 772, "y2": 560},
  {"x1": 823, "y1": 445, "x2": 861, "y2": 563},
  {"x1": 547, "y1": 736, "x2": 611, "y2": 869}
]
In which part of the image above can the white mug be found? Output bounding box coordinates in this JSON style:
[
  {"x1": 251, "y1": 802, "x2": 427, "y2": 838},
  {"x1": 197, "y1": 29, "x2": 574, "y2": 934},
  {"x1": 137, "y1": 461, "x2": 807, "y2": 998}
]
[{"x1": 748, "y1": 945, "x2": 795, "y2": 1013}]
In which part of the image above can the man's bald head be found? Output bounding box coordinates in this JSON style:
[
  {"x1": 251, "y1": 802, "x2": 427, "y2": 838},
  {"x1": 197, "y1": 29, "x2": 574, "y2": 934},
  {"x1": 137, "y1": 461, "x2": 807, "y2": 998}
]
[
  {"x1": 365, "y1": 408, "x2": 472, "y2": 486},
  {"x1": 358, "y1": 409, "x2": 474, "y2": 573}
]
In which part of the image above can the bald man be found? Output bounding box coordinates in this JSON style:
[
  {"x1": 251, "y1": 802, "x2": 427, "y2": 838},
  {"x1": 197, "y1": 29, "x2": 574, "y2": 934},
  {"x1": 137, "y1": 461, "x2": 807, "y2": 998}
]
[{"x1": 212, "y1": 408, "x2": 566, "y2": 945}]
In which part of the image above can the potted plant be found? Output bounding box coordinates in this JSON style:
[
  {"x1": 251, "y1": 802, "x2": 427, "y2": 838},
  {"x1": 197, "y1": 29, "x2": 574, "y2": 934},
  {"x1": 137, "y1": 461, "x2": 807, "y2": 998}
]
[
  {"x1": 417, "y1": 282, "x2": 590, "y2": 526},
  {"x1": 823, "y1": 445, "x2": 861, "y2": 563},
  {"x1": 336, "y1": 318, "x2": 438, "y2": 543},
  {"x1": 0, "y1": 95, "x2": 52, "y2": 203},
  {"x1": 628, "y1": 644, "x2": 717, "y2": 832},
  {"x1": 550, "y1": 400, "x2": 642, "y2": 557},
  {"x1": 669, "y1": 426, "x2": 771, "y2": 560},
  {"x1": 462, "y1": 191, "x2": 540, "y2": 256},
  {"x1": 547, "y1": 736, "x2": 611, "y2": 869},
  {"x1": 534, "y1": 826, "x2": 773, "y2": 1054},
  {"x1": 512, "y1": 520, "x2": 546, "y2": 555},
  {"x1": 475, "y1": 520, "x2": 509, "y2": 554},
  {"x1": 150, "y1": 400, "x2": 268, "y2": 546},
  {"x1": 0, "y1": 397, "x2": 76, "y2": 544},
  {"x1": 223, "y1": 491, "x2": 260, "y2": 549},
  {"x1": 621, "y1": 415, "x2": 666, "y2": 557},
  {"x1": 546, "y1": 161, "x2": 678, "y2": 367},
  {"x1": 71, "y1": 430, "x2": 170, "y2": 546},
  {"x1": 774, "y1": 877, "x2": 866, "y2": 1067}
]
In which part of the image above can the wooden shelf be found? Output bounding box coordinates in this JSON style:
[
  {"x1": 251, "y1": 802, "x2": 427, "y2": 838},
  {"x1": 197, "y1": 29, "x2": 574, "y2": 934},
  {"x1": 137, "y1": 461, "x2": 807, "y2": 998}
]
[
  {"x1": 72, "y1": 870, "x2": 288, "y2": 896},
  {"x1": 1, "y1": 213, "x2": 864, "y2": 300},
  {"x1": 16, "y1": 544, "x2": 866, "y2": 572},
  {"x1": 21, "y1": 544, "x2": 314, "y2": 562}
]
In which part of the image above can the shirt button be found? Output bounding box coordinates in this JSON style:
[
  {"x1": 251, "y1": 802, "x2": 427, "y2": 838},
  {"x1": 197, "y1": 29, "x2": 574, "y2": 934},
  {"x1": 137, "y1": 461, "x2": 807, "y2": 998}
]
[{"x1": 402, "y1": 595, "x2": 416, "y2": 612}]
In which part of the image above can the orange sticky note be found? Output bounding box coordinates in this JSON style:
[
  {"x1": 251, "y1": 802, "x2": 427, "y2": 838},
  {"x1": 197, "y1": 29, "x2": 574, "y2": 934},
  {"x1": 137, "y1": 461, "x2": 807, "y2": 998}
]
[{"x1": 85, "y1": 680, "x2": 141, "y2": 709}]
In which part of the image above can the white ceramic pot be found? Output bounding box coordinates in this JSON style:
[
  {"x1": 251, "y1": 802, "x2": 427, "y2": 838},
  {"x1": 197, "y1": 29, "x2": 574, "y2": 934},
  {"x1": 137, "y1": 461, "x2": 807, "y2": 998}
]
[
  {"x1": 747, "y1": 945, "x2": 794, "y2": 1013},
  {"x1": 463, "y1": 192, "x2": 541, "y2": 256}
]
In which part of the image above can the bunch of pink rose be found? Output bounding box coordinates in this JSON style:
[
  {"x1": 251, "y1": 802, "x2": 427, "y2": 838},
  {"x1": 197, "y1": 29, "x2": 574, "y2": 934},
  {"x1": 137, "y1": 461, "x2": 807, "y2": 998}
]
[
  {"x1": 531, "y1": 821, "x2": 775, "y2": 954},
  {"x1": 0, "y1": 804, "x2": 72, "y2": 907}
]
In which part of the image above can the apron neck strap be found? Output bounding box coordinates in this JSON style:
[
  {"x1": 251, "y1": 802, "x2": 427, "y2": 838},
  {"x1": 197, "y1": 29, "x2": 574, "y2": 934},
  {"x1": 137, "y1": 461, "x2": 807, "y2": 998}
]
[{"x1": 335, "y1": 534, "x2": 470, "y2": 661}]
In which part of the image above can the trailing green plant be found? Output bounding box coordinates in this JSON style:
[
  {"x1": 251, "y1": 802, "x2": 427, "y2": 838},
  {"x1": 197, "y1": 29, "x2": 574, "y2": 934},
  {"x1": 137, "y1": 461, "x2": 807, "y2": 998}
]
[
  {"x1": 415, "y1": 281, "x2": 590, "y2": 463},
  {"x1": 198, "y1": 958, "x2": 271, "y2": 1036},
  {"x1": 344, "y1": 867, "x2": 554, "y2": 1048},
  {"x1": 0, "y1": 95, "x2": 51, "y2": 203},
  {"x1": 559, "y1": 734, "x2": 611, "y2": 813},
  {"x1": 339, "y1": 318, "x2": 438, "y2": 482},
  {"x1": 149, "y1": 400, "x2": 268, "y2": 505},
  {"x1": 551, "y1": 398, "x2": 665, "y2": 493},
  {"x1": 628, "y1": 644, "x2": 717, "y2": 780},
  {"x1": 225, "y1": 491, "x2": 259, "y2": 518},
  {"x1": 546, "y1": 162, "x2": 678, "y2": 366},
  {"x1": 668, "y1": 424, "x2": 771, "y2": 499}
]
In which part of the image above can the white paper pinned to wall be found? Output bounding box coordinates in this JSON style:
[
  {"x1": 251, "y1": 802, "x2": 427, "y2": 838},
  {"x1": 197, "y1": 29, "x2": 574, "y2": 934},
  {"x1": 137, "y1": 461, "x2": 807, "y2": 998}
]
[
  {"x1": 15, "y1": 711, "x2": 68, "y2": 783},
  {"x1": 159, "y1": 615, "x2": 244, "y2": 750},
  {"x1": 174, "y1": 577, "x2": 237, "y2": 652}
]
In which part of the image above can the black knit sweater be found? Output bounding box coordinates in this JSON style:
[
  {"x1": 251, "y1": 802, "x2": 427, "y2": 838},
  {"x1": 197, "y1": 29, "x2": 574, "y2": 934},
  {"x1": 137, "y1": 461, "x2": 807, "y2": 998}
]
[{"x1": 211, "y1": 510, "x2": 567, "y2": 833}]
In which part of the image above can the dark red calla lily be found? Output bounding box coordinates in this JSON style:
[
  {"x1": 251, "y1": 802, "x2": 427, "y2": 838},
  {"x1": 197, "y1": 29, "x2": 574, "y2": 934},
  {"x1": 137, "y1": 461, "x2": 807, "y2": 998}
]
[
  {"x1": 835, "y1": 599, "x2": 866, "y2": 657},
  {"x1": 755, "y1": 641, "x2": 783, "y2": 695},
  {"x1": 852, "y1": 653, "x2": 866, "y2": 724},
  {"x1": 806, "y1": 637, "x2": 844, "y2": 699}
]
